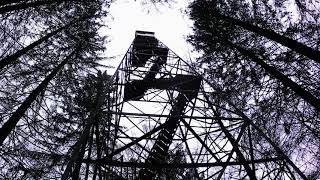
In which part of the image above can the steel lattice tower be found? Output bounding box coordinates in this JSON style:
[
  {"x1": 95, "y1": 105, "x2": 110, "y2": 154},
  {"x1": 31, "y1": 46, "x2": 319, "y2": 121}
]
[{"x1": 74, "y1": 31, "x2": 308, "y2": 180}]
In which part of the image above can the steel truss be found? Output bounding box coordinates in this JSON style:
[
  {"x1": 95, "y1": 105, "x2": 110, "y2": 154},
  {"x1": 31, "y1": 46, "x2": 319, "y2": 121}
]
[{"x1": 66, "y1": 31, "x2": 308, "y2": 179}]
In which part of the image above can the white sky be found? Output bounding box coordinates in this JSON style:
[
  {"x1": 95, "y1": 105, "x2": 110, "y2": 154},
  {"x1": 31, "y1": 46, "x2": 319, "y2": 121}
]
[{"x1": 100, "y1": 0, "x2": 195, "y2": 74}]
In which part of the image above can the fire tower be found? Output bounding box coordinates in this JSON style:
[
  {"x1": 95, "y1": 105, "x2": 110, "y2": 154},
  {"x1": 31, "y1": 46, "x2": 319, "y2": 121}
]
[{"x1": 78, "y1": 31, "x2": 308, "y2": 179}]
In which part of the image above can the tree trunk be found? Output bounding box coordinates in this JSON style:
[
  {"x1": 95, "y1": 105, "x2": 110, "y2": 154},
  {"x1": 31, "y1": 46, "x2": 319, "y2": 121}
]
[
  {"x1": 227, "y1": 41, "x2": 320, "y2": 112},
  {"x1": 0, "y1": 0, "x2": 26, "y2": 6},
  {"x1": 62, "y1": 72, "x2": 106, "y2": 180},
  {"x1": 0, "y1": 20, "x2": 76, "y2": 71},
  {"x1": 213, "y1": 11, "x2": 320, "y2": 64},
  {"x1": 0, "y1": 49, "x2": 77, "y2": 145},
  {"x1": 0, "y1": 0, "x2": 56, "y2": 14},
  {"x1": 0, "y1": 0, "x2": 78, "y2": 14},
  {"x1": 0, "y1": 0, "x2": 84, "y2": 10},
  {"x1": 84, "y1": 127, "x2": 94, "y2": 180},
  {"x1": 72, "y1": 129, "x2": 88, "y2": 180}
]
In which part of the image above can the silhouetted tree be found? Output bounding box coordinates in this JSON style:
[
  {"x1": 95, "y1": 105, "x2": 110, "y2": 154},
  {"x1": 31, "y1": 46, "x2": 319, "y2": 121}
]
[
  {"x1": 188, "y1": 0, "x2": 320, "y2": 178},
  {"x1": 0, "y1": 18, "x2": 80, "y2": 71},
  {"x1": 61, "y1": 71, "x2": 113, "y2": 180},
  {"x1": 0, "y1": 0, "x2": 111, "y2": 178}
]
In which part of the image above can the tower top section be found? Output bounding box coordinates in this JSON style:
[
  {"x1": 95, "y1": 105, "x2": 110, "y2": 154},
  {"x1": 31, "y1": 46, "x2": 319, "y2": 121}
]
[{"x1": 135, "y1": 30, "x2": 155, "y2": 37}]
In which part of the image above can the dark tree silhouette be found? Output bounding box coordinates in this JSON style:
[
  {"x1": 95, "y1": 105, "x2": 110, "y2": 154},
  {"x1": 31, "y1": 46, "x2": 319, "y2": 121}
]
[
  {"x1": 0, "y1": 49, "x2": 77, "y2": 145},
  {"x1": 0, "y1": 0, "x2": 111, "y2": 178},
  {"x1": 188, "y1": 0, "x2": 320, "y2": 178},
  {"x1": 0, "y1": 19, "x2": 79, "y2": 71},
  {"x1": 209, "y1": 12, "x2": 320, "y2": 64},
  {"x1": 226, "y1": 41, "x2": 320, "y2": 112},
  {"x1": 188, "y1": 0, "x2": 320, "y2": 133},
  {"x1": 0, "y1": 0, "x2": 88, "y2": 14}
]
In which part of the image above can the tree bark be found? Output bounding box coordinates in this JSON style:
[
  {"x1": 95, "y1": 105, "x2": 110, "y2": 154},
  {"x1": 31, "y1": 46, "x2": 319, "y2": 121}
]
[
  {"x1": 0, "y1": 20, "x2": 76, "y2": 71},
  {"x1": 227, "y1": 41, "x2": 320, "y2": 112},
  {"x1": 0, "y1": 49, "x2": 77, "y2": 145},
  {"x1": 213, "y1": 11, "x2": 320, "y2": 64}
]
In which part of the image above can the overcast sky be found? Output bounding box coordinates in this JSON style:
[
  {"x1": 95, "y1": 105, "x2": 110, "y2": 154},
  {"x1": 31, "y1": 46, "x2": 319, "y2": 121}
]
[{"x1": 101, "y1": 0, "x2": 195, "y2": 74}]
